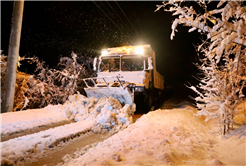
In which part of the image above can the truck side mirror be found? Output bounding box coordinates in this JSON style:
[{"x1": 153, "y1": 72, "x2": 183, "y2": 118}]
[
  {"x1": 93, "y1": 57, "x2": 97, "y2": 71},
  {"x1": 148, "y1": 57, "x2": 153, "y2": 70}
]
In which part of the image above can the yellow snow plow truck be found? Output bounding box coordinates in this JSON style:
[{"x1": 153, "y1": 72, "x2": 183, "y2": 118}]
[{"x1": 83, "y1": 44, "x2": 164, "y2": 110}]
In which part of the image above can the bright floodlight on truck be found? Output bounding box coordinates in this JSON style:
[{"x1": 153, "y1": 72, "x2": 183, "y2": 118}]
[
  {"x1": 135, "y1": 47, "x2": 144, "y2": 55},
  {"x1": 102, "y1": 50, "x2": 107, "y2": 56}
]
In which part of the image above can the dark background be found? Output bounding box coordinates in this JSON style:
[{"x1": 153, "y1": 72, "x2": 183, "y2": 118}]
[{"x1": 1, "y1": 1, "x2": 206, "y2": 103}]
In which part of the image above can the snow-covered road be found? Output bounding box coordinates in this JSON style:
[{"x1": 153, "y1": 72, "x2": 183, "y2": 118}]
[
  {"x1": 1, "y1": 107, "x2": 69, "y2": 136},
  {"x1": 1, "y1": 120, "x2": 94, "y2": 164},
  {"x1": 1, "y1": 94, "x2": 245, "y2": 166},
  {"x1": 1, "y1": 94, "x2": 136, "y2": 165},
  {"x1": 26, "y1": 132, "x2": 113, "y2": 166}
]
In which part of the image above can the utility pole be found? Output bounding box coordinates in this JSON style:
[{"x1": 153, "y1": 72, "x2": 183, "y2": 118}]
[{"x1": 1, "y1": 1, "x2": 24, "y2": 113}]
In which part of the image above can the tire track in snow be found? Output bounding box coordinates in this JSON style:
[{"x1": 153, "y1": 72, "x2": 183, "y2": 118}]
[{"x1": 1, "y1": 120, "x2": 94, "y2": 164}]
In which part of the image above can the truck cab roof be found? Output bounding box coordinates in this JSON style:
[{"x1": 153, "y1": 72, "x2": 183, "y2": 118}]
[{"x1": 100, "y1": 44, "x2": 154, "y2": 57}]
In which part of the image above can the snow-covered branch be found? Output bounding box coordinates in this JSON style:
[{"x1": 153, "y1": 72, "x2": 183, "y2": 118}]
[
  {"x1": 157, "y1": 0, "x2": 246, "y2": 135},
  {"x1": 1, "y1": 51, "x2": 96, "y2": 111}
]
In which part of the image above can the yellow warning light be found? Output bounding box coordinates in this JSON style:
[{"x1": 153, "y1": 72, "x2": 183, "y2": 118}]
[{"x1": 122, "y1": 46, "x2": 131, "y2": 54}]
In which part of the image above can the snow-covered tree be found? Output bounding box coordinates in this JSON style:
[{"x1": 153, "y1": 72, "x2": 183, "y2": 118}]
[
  {"x1": 1, "y1": 51, "x2": 95, "y2": 111},
  {"x1": 156, "y1": 0, "x2": 246, "y2": 134},
  {"x1": 23, "y1": 52, "x2": 95, "y2": 109}
]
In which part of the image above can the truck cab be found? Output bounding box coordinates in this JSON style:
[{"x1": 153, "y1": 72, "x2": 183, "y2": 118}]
[{"x1": 95, "y1": 45, "x2": 154, "y2": 91}]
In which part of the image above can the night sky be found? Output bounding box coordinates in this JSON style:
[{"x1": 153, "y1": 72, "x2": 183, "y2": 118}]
[{"x1": 1, "y1": 1, "x2": 204, "y2": 100}]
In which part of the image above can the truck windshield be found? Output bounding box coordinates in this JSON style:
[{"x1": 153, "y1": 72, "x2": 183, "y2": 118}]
[
  {"x1": 100, "y1": 57, "x2": 120, "y2": 72},
  {"x1": 121, "y1": 55, "x2": 144, "y2": 71}
]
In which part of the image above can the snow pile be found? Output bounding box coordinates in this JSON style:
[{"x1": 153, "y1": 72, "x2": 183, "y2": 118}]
[
  {"x1": 59, "y1": 106, "x2": 245, "y2": 165},
  {"x1": 55, "y1": 93, "x2": 136, "y2": 132},
  {"x1": 1, "y1": 108, "x2": 69, "y2": 136},
  {"x1": 1, "y1": 94, "x2": 136, "y2": 136}
]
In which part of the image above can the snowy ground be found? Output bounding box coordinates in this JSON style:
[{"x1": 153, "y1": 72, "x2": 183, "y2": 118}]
[
  {"x1": 1, "y1": 94, "x2": 136, "y2": 165},
  {"x1": 58, "y1": 104, "x2": 246, "y2": 165},
  {"x1": 1, "y1": 95, "x2": 245, "y2": 165}
]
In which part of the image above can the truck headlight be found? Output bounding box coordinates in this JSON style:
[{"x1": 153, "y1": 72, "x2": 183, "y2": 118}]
[
  {"x1": 135, "y1": 47, "x2": 144, "y2": 55},
  {"x1": 102, "y1": 50, "x2": 107, "y2": 56}
]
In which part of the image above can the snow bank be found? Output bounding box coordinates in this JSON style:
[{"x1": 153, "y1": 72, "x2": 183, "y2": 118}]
[
  {"x1": 1, "y1": 120, "x2": 94, "y2": 164},
  {"x1": 1, "y1": 94, "x2": 136, "y2": 165},
  {"x1": 1, "y1": 94, "x2": 136, "y2": 136},
  {"x1": 59, "y1": 106, "x2": 245, "y2": 165},
  {"x1": 1, "y1": 108, "x2": 68, "y2": 136}
]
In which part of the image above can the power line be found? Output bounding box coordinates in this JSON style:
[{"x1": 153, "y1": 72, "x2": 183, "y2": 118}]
[
  {"x1": 93, "y1": 1, "x2": 139, "y2": 43},
  {"x1": 92, "y1": 1, "x2": 121, "y2": 30},
  {"x1": 99, "y1": 0, "x2": 124, "y2": 29},
  {"x1": 114, "y1": 1, "x2": 139, "y2": 37},
  {"x1": 105, "y1": 1, "x2": 126, "y2": 29},
  {"x1": 101, "y1": 1, "x2": 137, "y2": 37}
]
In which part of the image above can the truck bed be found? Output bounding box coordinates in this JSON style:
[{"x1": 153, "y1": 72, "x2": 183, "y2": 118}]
[{"x1": 154, "y1": 70, "x2": 164, "y2": 90}]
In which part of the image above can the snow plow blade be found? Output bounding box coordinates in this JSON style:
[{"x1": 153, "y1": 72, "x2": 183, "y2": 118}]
[{"x1": 84, "y1": 87, "x2": 133, "y2": 105}]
